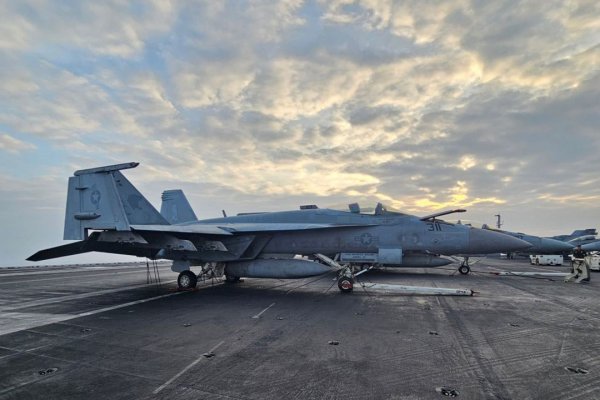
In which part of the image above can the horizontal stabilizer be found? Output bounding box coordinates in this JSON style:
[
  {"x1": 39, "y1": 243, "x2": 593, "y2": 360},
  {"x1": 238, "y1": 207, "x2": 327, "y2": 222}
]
[
  {"x1": 27, "y1": 241, "x2": 92, "y2": 261},
  {"x1": 28, "y1": 232, "x2": 162, "y2": 261}
]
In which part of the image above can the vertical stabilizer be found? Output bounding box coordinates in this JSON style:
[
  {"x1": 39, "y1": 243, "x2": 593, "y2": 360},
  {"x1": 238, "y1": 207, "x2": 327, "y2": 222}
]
[
  {"x1": 64, "y1": 162, "x2": 168, "y2": 240},
  {"x1": 160, "y1": 189, "x2": 198, "y2": 224}
]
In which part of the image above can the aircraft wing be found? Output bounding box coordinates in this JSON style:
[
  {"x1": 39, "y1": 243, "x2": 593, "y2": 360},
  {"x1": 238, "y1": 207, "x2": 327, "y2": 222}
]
[
  {"x1": 218, "y1": 223, "x2": 372, "y2": 232},
  {"x1": 129, "y1": 224, "x2": 233, "y2": 235},
  {"x1": 28, "y1": 222, "x2": 374, "y2": 262},
  {"x1": 130, "y1": 222, "x2": 372, "y2": 234}
]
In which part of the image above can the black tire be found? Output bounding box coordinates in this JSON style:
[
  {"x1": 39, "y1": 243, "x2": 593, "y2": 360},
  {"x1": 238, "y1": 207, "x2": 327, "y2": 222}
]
[
  {"x1": 225, "y1": 274, "x2": 240, "y2": 283},
  {"x1": 178, "y1": 270, "x2": 197, "y2": 289},
  {"x1": 535, "y1": 258, "x2": 540, "y2": 265},
  {"x1": 337, "y1": 276, "x2": 354, "y2": 293},
  {"x1": 458, "y1": 265, "x2": 470, "y2": 275}
]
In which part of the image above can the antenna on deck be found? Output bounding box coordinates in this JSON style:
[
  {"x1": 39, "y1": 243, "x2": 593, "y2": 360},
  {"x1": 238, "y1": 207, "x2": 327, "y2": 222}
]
[{"x1": 494, "y1": 214, "x2": 503, "y2": 229}]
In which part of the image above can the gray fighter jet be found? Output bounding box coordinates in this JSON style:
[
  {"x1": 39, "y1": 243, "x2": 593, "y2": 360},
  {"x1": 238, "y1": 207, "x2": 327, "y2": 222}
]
[
  {"x1": 28, "y1": 162, "x2": 531, "y2": 292},
  {"x1": 550, "y1": 229, "x2": 597, "y2": 242},
  {"x1": 480, "y1": 225, "x2": 574, "y2": 256},
  {"x1": 574, "y1": 236, "x2": 600, "y2": 252}
]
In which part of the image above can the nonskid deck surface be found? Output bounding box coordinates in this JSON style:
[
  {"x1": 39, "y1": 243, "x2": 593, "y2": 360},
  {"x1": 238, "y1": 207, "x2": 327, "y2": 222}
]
[{"x1": 0, "y1": 258, "x2": 598, "y2": 399}]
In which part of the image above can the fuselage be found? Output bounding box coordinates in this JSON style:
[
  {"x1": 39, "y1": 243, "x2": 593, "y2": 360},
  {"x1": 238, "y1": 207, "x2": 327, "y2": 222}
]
[
  {"x1": 551, "y1": 229, "x2": 597, "y2": 242},
  {"x1": 183, "y1": 208, "x2": 530, "y2": 261}
]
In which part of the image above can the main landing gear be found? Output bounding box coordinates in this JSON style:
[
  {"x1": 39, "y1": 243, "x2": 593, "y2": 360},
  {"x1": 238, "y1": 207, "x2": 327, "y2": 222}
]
[
  {"x1": 458, "y1": 257, "x2": 471, "y2": 275},
  {"x1": 177, "y1": 270, "x2": 198, "y2": 289},
  {"x1": 177, "y1": 262, "x2": 240, "y2": 289}
]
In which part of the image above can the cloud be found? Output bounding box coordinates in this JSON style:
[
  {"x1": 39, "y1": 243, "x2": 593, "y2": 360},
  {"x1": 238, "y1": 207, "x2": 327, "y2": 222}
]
[
  {"x1": 0, "y1": 0, "x2": 599, "y2": 265},
  {"x1": 413, "y1": 181, "x2": 506, "y2": 209},
  {"x1": 0, "y1": 134, "x2": 36, "y2": 153},
  {"x1": 0, "y1": 1, "x2": 176, "y2": 57},
  {"x1": 456, "y1": 155, "x2": 477, "y2": 170}
]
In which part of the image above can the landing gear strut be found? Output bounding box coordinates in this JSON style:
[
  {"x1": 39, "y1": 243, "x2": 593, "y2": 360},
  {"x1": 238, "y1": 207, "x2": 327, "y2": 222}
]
[
  {"x1": 458, "y1": 257, "x2": 471, "y2": 275},
  {"x1": 177, "y1": 270, "x2": 198, "y2": 289}
]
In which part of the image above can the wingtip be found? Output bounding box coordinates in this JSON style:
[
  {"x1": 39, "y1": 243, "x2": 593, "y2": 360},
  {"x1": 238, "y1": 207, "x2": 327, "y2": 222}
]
[
  {"x1": 26, "y1": 254, "x2": 41, "y2": 262},
  {"x1": 74, "y1": 162, "x2": 140, "y2": 176}
]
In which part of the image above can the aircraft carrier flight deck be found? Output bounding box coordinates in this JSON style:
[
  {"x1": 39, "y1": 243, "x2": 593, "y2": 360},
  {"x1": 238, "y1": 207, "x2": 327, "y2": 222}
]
[{"x1": 1, "y1": 257, "x2": 598, "y2": 399}]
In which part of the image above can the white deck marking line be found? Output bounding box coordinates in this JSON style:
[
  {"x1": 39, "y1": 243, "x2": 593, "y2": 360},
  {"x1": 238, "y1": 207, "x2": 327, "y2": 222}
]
[
  {"x1": 0, "y1": 352, "x2": 17, "y2": 361},
  {"x1": 0, "y1": 342, "x2": 177, "y2": 396},
  {"x1": 251, "y1": 302, "x2": 276, "y2": 319},
  {"x1": 74, "y1": 282, "x2": 222, "y2": 318},
  {"x1": 153, "y1": 340, "x2": 225, "y2": 394},
  {"x1": 76, "y1": 291, "x2": 185, "y2": 317},
  {"x1": 0, "y1": 282, "x2": 223, "y2": 336},
  {"x1": 0, "y1": 268, "x2": 171, "y2": 285},
  {"x1": 0, "y1": 292, "x2": 183, "y2": 336},
  {"x1": 0, "y1": 280, "x2": 176, "y2": 312},
  {"x1": 0, "y1": 264, "x2": 170, "y2": 277}
]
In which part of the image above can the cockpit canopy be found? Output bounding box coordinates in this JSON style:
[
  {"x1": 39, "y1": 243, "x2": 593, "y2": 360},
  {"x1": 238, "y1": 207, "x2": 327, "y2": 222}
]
[{"x1": 347, "y1": 202, "x2": 408, "y2": 216}]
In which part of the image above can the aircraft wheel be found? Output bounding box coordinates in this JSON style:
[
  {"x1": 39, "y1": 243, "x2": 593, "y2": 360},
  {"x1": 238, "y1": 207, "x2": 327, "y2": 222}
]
[
  {"x1": 225, "y1": 274, "x2": 240, "y2": 283},
  {"x1": 458, "y1": 265, "x2": 470, "y2": 275},
  {"x1": 178, "y1": 270, "x2": 197, "y2": 289},
  {"x1": 337, "y1": 276, "x2": 354, "y2": 293}
]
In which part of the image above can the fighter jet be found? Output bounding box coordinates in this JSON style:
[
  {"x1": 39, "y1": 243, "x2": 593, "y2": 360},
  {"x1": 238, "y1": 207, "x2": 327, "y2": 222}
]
[
  {"x1": 573, "y1": 235, "x2": 600, "y2": 252},
  {"x1": 28, "y1": 162, "x2": 531, "y2": 292},
  {"x1": 480, "y1": 225, "x2": 574, "y2": 256},
  {"x1": 550, "y1": 229, "x2": 597, "y2": 242}
]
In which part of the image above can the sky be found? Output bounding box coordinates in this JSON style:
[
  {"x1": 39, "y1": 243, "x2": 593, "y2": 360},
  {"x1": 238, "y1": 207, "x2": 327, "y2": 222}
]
[{"x1": 0, "y1": 0, "x2": 599, "y2": 267}]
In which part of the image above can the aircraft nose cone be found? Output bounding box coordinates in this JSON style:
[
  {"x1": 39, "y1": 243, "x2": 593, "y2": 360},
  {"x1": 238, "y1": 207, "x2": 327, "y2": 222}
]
[
  {"x1": 467, "y1": 228, "x2": 532, "y2": 254},
  {"x1": 582, "y1": 241, "x2": 600, "y2": 252},
  {"x1": 540, "y1": 238, "x2": 574, "y2": 253}
]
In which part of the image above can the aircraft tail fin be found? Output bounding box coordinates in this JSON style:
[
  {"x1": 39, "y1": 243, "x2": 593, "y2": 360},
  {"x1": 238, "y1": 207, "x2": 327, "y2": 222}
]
[
  {"x1": 572, "y1": 229, "x2": 597, "y2": 236},
  {"x1": 64, "y1": 162, "x2": 169, "y2": 240},
  {"x1": 160, "y1": 189, "x2": 198, "y2": 224}
]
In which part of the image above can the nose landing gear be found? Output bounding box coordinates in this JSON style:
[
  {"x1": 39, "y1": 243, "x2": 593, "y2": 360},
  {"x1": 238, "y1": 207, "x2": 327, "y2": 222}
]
[{"x1": 337, "y1": 275, "x2": 355, "y2": 293}]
